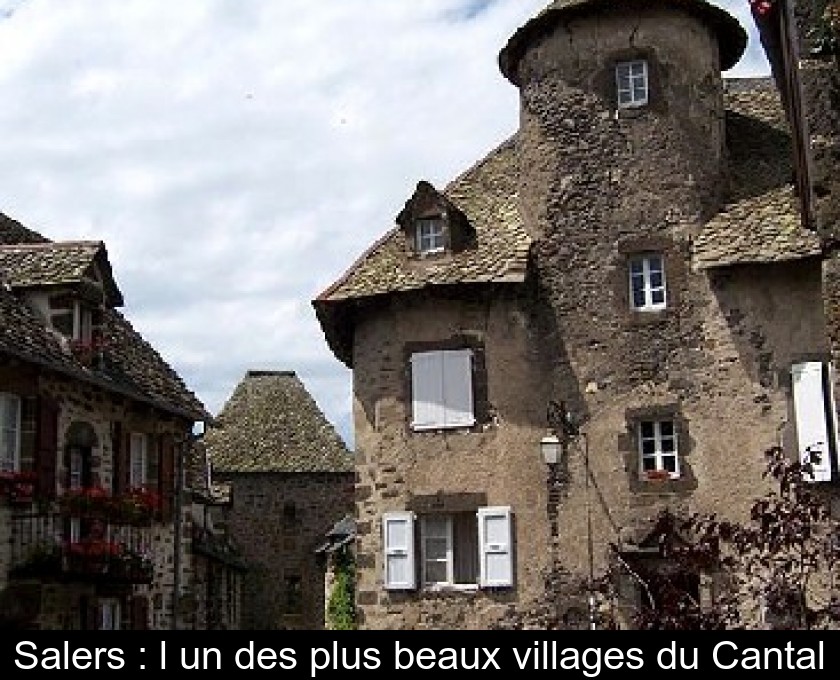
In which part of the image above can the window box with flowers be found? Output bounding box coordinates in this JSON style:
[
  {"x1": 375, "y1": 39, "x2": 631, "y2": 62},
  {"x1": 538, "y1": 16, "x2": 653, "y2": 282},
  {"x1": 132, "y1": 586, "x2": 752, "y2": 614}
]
[
  {"x1": 63, "y1": 538, "x2": 123, "y2": 576},
  {"x1": 60, "y1": 486, "x2": 161, "y2": 525},
  {"x1": 59, "y1": 486, "x2": 112, "y2": 519},
  {"x1": 116, "y1": 488, "x2": 161, "y2": 525},
  {"x1": 0, "y1": 471, "x2": 38, "y2": 506}
]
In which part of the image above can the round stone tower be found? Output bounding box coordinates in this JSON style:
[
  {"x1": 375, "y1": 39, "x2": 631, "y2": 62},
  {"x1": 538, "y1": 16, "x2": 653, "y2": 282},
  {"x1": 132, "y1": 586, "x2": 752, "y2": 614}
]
[
  {"x1": 496, "y1": 1, "x2": 748, "y2": 407},
  {"x1": 499, "y1": 0, "x2": 747, "y2": 242}
]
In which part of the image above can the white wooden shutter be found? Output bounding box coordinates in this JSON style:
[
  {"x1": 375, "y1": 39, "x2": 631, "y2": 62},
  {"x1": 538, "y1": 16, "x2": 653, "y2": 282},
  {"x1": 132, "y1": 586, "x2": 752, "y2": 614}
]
[
  {"x1": 411, "y1": 352, "x2": 444, "y2": 430},
  {"x1": 383, "y1": 511, "x2": 416, "y2": 590},
  {"x1": 443, "y1": 349, "x2": 475, "y2": 427},
  {"x1": 478, "y1": 506, "x2": 513, "y2": 588},
  {"x1": 792, "y1": 362, "x2": 835, "y2": 482}
]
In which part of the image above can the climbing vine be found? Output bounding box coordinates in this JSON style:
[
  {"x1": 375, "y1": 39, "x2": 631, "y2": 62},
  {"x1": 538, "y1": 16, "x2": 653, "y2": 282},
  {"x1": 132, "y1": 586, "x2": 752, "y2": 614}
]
[{"x1": 326, "y1": 548, "x2": 356, "y2": 630}]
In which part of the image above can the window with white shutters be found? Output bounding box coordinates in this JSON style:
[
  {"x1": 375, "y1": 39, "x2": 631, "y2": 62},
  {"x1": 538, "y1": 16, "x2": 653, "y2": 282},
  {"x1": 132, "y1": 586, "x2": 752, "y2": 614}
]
[
  {"x1": 0, "y1": 393, "x2": 21, "y2": 473},
  {"x1": 410, "y1": 349, "x2": 475, "y2": 430},
  {"x1": 478, "y1": 506, "x2": 513, "y2": 588},
  {"x1": 382, "y1": 511, "x2": 416, "y2": 590},
  {"x1": 383, "y1": 507, "x2": 513, "y2": 592},
  {"x1": 792, "y1": 361, "x2": 838, "y2": 482}
]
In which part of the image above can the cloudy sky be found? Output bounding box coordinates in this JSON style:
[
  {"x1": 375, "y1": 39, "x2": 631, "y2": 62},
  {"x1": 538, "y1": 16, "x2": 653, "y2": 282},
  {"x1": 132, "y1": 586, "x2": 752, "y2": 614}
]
[{"x1": 0, "y1": 0, "x2": 769, "y2": 447}]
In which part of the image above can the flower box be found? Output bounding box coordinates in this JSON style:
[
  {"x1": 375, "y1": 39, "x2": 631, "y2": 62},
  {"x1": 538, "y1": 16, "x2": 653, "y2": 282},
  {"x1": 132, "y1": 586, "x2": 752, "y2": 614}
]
[
  {"x1": 0, "y1": 471, "x2": 38, "y2": 506},
  {"x1": 58, "y1": 486, "x2": 159, "y2": 524}
]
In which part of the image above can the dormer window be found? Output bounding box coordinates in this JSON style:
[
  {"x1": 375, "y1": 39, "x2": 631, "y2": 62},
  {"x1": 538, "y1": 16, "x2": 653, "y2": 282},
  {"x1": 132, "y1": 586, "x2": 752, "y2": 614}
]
[
  {"x1": 416, "y1": 217, "x2": 446, "y2": 255},
  {"x1": 49, "y1": 295, "x2": 94, "y2": 342},
  {"x1": 616, "y1": 60, "x2": 648, "y2": 109}
]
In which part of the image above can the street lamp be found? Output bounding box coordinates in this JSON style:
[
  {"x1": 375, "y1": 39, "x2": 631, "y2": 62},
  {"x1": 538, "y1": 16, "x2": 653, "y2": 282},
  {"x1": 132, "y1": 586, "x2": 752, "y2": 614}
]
[
  {"x1": 542, "y1": 400, "x2": 596, "y2": 630},
  {"x1": 540, "y1": 434, "x2": 562, "y2": 465}
]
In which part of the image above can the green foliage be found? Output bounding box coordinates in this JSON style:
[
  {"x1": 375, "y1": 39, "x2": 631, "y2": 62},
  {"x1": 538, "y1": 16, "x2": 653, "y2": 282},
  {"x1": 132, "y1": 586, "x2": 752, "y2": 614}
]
[{"x1": 326, "y1": 548, "x2": 356, "y2": 630}]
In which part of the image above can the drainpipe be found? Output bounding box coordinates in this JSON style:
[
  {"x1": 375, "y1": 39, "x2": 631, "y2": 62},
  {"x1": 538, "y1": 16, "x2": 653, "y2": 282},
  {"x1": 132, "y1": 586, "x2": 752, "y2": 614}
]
[{"x1": 171, "y1": 431, "x2": 188, "y2": 630}]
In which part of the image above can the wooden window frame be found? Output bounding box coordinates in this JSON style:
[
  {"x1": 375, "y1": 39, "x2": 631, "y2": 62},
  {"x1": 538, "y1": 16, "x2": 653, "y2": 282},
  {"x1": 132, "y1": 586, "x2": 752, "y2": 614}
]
[
  {"x1": 628, "y1": 253, "x2": 666, "y2": 312},
  {"x1": 637, "y1": 419, "x2": 680, "y2": 480},
  {"x1": 616, "y1": 59, "x2": 649, "y2": 109},
  {"x1": 415, "y1": 217, "x2": 446, "y2": 255}
]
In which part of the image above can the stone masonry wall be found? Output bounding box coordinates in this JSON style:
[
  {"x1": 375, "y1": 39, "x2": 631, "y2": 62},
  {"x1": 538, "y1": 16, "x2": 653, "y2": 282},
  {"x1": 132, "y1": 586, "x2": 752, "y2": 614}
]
[
  {"x1": 217, "y1": 471, "x2": 354, "y2": 630},
  {"x1": 353, "y1": 287, "x2": 555, "y2": 629},
  {"x1": 0, "y1": 364, "x2": 195, "y2": 629}
]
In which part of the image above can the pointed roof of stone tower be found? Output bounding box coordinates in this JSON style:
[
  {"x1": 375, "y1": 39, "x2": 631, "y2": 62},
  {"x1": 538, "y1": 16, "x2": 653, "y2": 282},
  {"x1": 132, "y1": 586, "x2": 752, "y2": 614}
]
[
  {"x1": 206, "y1": 370, "x2": 353, "y2": 473},
  {"x1": 499, "y1": 0, "x2": 748, "y2": 83}
]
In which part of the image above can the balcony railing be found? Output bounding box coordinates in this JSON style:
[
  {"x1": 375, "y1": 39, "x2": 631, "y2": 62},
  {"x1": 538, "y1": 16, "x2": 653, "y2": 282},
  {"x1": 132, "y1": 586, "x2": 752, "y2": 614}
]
[{"x1": 9, "y1": 511, "x2": 154, "y2": 585}]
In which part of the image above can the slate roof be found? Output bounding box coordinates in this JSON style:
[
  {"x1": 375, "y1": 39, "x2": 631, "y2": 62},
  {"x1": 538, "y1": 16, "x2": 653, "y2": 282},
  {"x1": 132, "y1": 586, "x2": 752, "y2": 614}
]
[
  {"x1": 205, "y1": 370, "x2": 353, "y2": 474},
  {"x1": 692, "y1": 79, "x2": 821, "y2": 269},
  {"x1": 0, "y1": 241, "x2": 123, "y2": 306},
  {"x1": 0, "y1": 221, "x2": 207, "y2": 421},
  {"x1": 317, "y1": 136, "x2": 528, "y2": 303},
  {"x1": 314, "y1": 136, "x2": 528, "y2": 365},
  {"x1": 0, "y1": 213, "x2": 48, "y2": 245},
  {"x1": 499, "y1": 0, "x2": 748, "y2": 81}
]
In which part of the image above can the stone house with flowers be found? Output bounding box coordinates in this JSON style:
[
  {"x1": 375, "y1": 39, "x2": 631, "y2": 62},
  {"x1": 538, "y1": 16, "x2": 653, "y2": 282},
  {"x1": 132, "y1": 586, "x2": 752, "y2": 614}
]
[
  {"x1": 314, "y1": 0, "x2": 840, "y2": 629},
  {"x1": 0, "y1": 215, "x2": 242, "y2": 630}
]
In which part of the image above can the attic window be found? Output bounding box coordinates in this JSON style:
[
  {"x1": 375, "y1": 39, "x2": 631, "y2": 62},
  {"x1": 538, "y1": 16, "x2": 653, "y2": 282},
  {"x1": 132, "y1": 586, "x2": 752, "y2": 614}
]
[
  {"x1": 49, "y1": 296, "x2": 94, "y2": 342},
  {"x1": 415, "y1": 217, "x2": 446, "y2": 255}
]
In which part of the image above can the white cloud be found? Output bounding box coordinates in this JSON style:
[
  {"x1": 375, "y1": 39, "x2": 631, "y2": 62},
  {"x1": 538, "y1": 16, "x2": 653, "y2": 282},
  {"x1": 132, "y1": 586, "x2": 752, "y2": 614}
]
[{"x1": 0, "y1": 0, "x2": 769, "y2": 447}]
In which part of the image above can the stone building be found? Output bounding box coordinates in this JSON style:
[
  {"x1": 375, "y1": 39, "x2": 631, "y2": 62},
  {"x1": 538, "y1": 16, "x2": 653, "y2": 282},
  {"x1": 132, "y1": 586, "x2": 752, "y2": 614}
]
[
  {"x1": 313, "y1": 0, "x2": 840, "y2": 629},
  {"x1": 204, "y1": 370, "x2": 354, "y2": 630},
  {"x1": 0, "y1": 216, "x2": 241, "y2": 629}
]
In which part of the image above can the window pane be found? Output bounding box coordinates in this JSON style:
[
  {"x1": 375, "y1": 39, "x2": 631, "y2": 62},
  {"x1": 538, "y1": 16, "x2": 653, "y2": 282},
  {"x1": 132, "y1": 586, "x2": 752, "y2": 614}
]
[
  {"x1": 425, "y1": 537, "x2": 448, "y2": 560},
  {"x1": 630, "y1": 61, "x2": 645, "y2": 77},
  {"x1": 649, "y1": 271, "x2": 663, "y2": 289},
  {"x1": 640, "y1": 421, "x2": 654, "y2": 438},
  {"x1": 632, "y1": 287, "x2": 646, "y2": 309},
  {"x1": 423, "y1": 516, "x2": 448, "y2": 538},
  {"x1": 52, "y1": 311, "x2": 73, "y2": 336},
  {"x1": 659, "y1": 421, "x2": 674, "y2": 437},
  {"x1": 663, "y1": 455, "x2": 677, "y2": 473},
  {"x1": 641, "y1": 456, "x2": 657, "y2": 472},
  {"x1": 453, "y1": 513, "x2": 478, "y2": 584},
  {"x1": 641, "y1": 439, "x2": 656, "y2": 455},
  {"x1": 630, "y1": 259, "x2": 644, "y2": 275},
  {"x1": 651, "y1": 289, "x2": 665, "y2": 305},
  {"x1": 1, "y1": 431, "x2": 15, "y2": 471},
  {"x1": 424, "y1": 561, "x2": 448, "y2": 584},
  {"x1": 648, "y1": 255, "x2": 663, "y2": 272}
]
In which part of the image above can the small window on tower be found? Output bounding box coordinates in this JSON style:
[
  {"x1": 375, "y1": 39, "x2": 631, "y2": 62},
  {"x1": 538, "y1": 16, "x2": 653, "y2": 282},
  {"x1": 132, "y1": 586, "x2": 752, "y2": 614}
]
[
  {"x1": 628, "y1": 253, "x2": 666, "y2": 311},
  {"x1": 616, "y1": 60, "x2": 649, "y2": 109}
]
